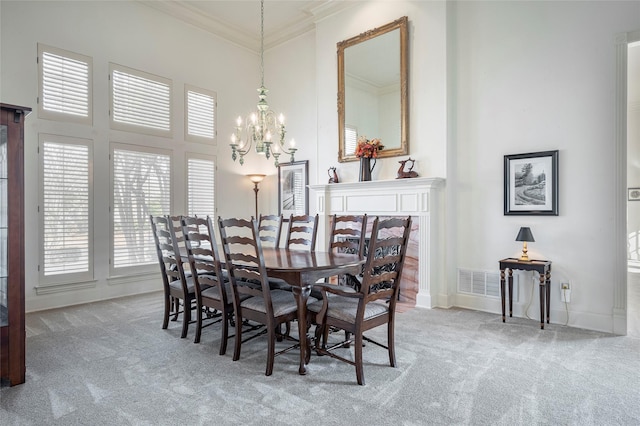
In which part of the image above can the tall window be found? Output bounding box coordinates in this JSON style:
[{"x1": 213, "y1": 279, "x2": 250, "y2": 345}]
[
  {"x1": 110, "y1": 64, "x2": 172, "y2": 137},
  {"x1": 187, "y1": 154, "x2": 215, "y2": 217},
  {"x1": 185, "y1": 85, "x2": 216, "y2": 143},
  {"x1": 111, "y1": 144, "x2": 171, "y2": 275},
  {"x1": 39, "y1": 134, "x2": 93, "y2": 284},
  {"x1": 38, "y1": 44, "x2": 92, "y2": 125}
]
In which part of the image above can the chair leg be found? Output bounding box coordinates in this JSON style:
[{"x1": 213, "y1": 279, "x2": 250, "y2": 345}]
[
  {"x1": 171, "y1": 297, "x2": 180, "y2": 321},
  {"x1": 194, "y1": 303, "x2": 203, "y2": 344},
  {"x1": 162, "y1": 293, "x2": 170, "y2": 329},
  {"x1": 355, "y1": 332, "x2": 365, "y2": 386},
  {"x1": 265, "y1": 323, "x2": 276, "y2": 376},
  {"x1": 181, "y1": 298, "x2": 191, "y2": 338},
  {"x1": 219, "y1": 309, "x2": 230, "y2": 356},
  {"x1": 388, "y1": 317, "x2": 396, "y2": 367},
  {"x1": 233, "y1": 311, "x2": 243, "y2": 361}
]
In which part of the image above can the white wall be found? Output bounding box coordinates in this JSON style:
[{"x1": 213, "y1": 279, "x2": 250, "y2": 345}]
[
  {"x1": 0, "y1": 0, "x2": 259, "y2": 311},
  {"x1": 629, "y1": 43, "x2": 640, "y2": 264},
  {"x1": 451, "y1": 1, "x2": 640, "y2": 332}
]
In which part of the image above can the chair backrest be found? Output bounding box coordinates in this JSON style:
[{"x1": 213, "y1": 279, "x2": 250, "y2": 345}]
[
  {"x1": 150, "y1": 215, "x2": 189, "y2": 293},
  {"x1": 257, "y1": 214, "x2": 283, "y2": 248},
  {"x1": 285, "y1": 214, "x2": 318, "y2": 251},
  {"x1": 360, "y1": 216, "x2": 413, "y2": 304},
  {"x1": 217, "y1": 217, "x2": 273, "y2": 303},
  {"x1": 181, "y1": 215, "x2": 226, "y2": 297},
  {"x1": 329, "y1": 214, "x2": 368, "y2": 256}
]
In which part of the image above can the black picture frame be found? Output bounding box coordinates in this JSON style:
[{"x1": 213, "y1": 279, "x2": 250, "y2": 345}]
[
  {"x1": 277, "y1": 160, "x2": 309, "y2": 218},
  {"x1": 629, "y1": 188, "x2": 640, "y2": 201},
  {"x1": 504, "y1": 150, "x2": 558, "y2": 216}
]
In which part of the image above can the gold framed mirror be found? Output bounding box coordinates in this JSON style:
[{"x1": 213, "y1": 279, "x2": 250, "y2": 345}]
[{"x1": 337, "y1": 16, "x2": 408, "y2": 163}]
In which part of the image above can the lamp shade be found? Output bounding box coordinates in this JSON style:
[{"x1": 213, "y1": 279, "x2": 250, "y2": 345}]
[
  {"x1": 515, "y1": 227, "x2": 535, "y2": 242},
  {"x1": 247, "y1": 174, "x2": 266, "y2": 184}
]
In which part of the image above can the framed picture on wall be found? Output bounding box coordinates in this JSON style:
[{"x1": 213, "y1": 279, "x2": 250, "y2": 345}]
[
  {"x1": 278, "y1": 160, "x2": 309, "y2": 218},
  {"x1": 504, "y1": 150, "x2": 559, "y2": 215}
]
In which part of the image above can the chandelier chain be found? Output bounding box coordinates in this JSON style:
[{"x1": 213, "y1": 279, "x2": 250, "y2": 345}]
[{"x1": 260, "y1": 0, "x2": 265, "y2": 88}]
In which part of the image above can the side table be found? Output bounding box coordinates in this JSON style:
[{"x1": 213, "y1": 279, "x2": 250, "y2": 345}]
[{"x1": 499, "y1": 258, "x2": 552, "y2": 329}]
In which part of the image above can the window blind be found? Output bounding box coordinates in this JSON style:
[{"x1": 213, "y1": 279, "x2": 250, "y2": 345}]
[
  {"x1": 41, "y1": 138, "x2": 92, "y2": 280},
  {"x1": 345, "y1": 125, "x2": 358, "y2": 156},
  {"x1": 187, "y1": 156, "x2": 215, "y2": 217},
  {"x1": 112, "y1": 148, "x2": 170, "y2": 270},
  {"x1": 111, "y1": 65, "x2": 171, "y2": 135},
  {"x1": 186, "y1": 87, "x2": 216, "y2": 141},
  {"x1": 38, "y1": 45, "x2": 91, "y2": 123}
]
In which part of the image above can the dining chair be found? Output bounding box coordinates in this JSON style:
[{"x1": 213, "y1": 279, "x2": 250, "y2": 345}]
[
  {"x1": 257, "y1": 214, "x2": 283, "y2": 248},
  {"x1": 308, "y1": 216, "x2": 413, "y2": 385},
  {"x1": 181, "y1": 216, "x2": 236, "y2": 354},
  {"x1": 217, "y1": 216, "x2": 304, "y2": 376},
  {"x1": 285, "y1": 214, "x2": 318, "y2": 251},
  {"x1": 150, "y1": 215, "x2": 197, "y2": 338}
]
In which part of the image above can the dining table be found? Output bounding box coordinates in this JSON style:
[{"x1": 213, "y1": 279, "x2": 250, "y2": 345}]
[
  {"x1": 181, "y1": 245, "x2": 364, "y2": 375},
  {"x1": 259, "y1": 248, "x2": 365, "y2": 375}
]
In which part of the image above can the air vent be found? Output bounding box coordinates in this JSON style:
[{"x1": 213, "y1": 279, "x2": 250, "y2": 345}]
[{"x1": 458, "y1": 268, "x2": 518, "y2": 301}]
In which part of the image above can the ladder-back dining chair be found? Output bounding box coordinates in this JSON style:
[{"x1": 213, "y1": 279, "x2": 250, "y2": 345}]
[
  {"x1": 150, "y1": 215, "x2": 197, "y2": 338},
  {"x1": 181, "y1": 216, "x2": 236, "y2": 354},
  {"x1": 308, "y1": 216, "x2": 413, "y2": 385},
  {"x1": 285, "y1": 214, "x2": 318, "y2": 251},
  {"x1": 257, "y1": 214, "x2": 283, "y2": 248},
  {"x1": 217, "y1": 217, "x2": 303, "y2": 376}
]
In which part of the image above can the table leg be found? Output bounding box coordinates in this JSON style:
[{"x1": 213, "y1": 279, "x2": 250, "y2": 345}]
[
  {"x1": 291, "y1": 285, "x2": 311, "y2": 375},
  {"x1": 500, "y1": 269, "x2": 506, "y2": 322},
  {"x1": 546, "y1": 271, "x2": 551, "y2": 324},
  {"x1": 508, "y1": 270, "x2": 514, "y2": 318},
  {"x1": 539, "y1": 273, "x2": 546, "y2": 330}
]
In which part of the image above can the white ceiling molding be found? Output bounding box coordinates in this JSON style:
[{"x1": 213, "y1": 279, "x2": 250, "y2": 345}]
[{"x1": 137, "y1": 0, "x2": 355, "y2": 52}]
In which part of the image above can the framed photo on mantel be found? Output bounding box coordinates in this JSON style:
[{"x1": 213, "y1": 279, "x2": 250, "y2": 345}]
[
  {"x1": 277, "y1": 160, "x2": 309, "y2": 218},
  {"x1": 504, "y1": 150, "x2": 558, "y2": 216}
]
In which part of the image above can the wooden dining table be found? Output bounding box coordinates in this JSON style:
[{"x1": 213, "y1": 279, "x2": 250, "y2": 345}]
[
  {"x1": 181, "y1": 246, "x2": 364, "y2": 375},
  {"x1": 260, "y1": 248, "x2": 365, "y2": 375}
]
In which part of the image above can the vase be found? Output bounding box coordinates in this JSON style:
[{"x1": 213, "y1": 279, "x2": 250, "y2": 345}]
[{"x1": 359, "y1": 157, "x2": 376, "y2": 182}]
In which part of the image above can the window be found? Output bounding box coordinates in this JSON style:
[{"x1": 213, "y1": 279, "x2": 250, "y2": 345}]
[
  {"x1": 38, "y1": 44, "x2": 92, "y2": 125},
  {"x1": 187, "y1": 154, "x2": 215, "y2": 217},
  {"x1": 39, "y1": 134, "x2": 93, "y2": 284},
  {"x1": 345, "y1": 125, "x2": 358, "y2": 156},
  {"x1": 185, "y1": 85, "x2": 216, "y2": 143},
  {"x1": 110, "y1": 64, "x2": 172, "y2": 137},
  {"x1": 111, "y1": 144, "x2": 171, "y2": 275}
]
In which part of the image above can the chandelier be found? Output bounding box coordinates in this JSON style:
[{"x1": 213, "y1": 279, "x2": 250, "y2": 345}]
[{"x1": 230, "y1": 0, "x2": 297, "y2": 167}]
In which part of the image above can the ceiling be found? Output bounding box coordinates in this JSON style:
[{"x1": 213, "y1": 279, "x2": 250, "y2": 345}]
[{"x1": 138, "y1": 0, "x2": 354, "y2": 52}]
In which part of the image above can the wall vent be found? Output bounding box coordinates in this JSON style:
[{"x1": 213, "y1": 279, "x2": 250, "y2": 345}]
[{"x1": 457, "y1": 268, "x2": 518, "y2": 301}]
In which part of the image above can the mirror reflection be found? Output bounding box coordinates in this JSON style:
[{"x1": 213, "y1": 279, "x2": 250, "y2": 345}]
[{"x1": 338, "y1": 17, "x2": 408, "y2": 162}]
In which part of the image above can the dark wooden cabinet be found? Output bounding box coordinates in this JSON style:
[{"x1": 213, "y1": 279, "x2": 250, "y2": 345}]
[{"x1": 0, "y1": 103, "x2": 29, "y2": 386}]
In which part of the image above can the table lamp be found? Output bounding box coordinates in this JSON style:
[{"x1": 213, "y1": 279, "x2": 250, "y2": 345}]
[{"x1": 515, "y1": 227, "x2": 535, "y2": 261}]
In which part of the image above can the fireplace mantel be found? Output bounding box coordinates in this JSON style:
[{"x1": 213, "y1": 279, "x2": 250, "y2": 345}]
[{"x1": 309, "y1": 177, "x2": 445, "y2": 308}]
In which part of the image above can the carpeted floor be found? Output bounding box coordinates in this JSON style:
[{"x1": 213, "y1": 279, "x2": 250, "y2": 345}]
[{"x1": 1, "y1": 291, "x2": 639, "y2": 425}]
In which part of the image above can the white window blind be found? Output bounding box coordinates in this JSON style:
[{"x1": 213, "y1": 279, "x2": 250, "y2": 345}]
[
  {"x1": 40, "y1": 134, "x2": 93, "y2": 284},
  {"x1": 345, "y1": 125, "x2": 358, "y2": 156},
  {"x1": 112, "y1": 146, "x2": 170, "y2": 273},
  {"x1": 38, "y1": 44, "x2": 92, "y2": 124},
  {"x1": 185, "y1": 85, "x2": 216, "y2": 142},
  {"x1": 187, "y1": 155, "x2": 215, "y2": 217},
  {"x1": 110, "y1": 64, "x2": 172, "y2": 137}
]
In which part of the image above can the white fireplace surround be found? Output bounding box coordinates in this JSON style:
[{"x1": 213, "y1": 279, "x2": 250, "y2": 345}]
[{"x1": 309, "y1": 177, "x2": 446, "y2": 308}]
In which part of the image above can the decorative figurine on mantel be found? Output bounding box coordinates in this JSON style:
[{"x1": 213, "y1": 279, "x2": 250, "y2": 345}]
[
  {"x1": 397, "y1": 158, "x2": 419, "y2": 179},
  {"x1": 328, "y1": 166, "x2": 339, "y2": 184}
]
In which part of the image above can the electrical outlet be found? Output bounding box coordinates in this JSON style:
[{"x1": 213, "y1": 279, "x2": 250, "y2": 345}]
[{"x1": 561, "y1": 282, "x2": 571, "y2": 303}]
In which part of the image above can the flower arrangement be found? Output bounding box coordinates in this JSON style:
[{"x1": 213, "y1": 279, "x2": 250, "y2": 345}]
[{"x1": 355, "y1": 136, "x2": 384, "y2": 158}]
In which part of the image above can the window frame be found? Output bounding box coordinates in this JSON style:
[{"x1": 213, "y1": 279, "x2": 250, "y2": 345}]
[
  {"x1": 184, "y1": 84, "x2": 217, "y2": 144},
  {"x1": 110, "y1": 142, "x2": 172, "y2": 277},
  {"x1": 38, "y1": 133, "x2": 94, "y2": 286},
  {"x1": 37, "y1": 44, "x2": 93, "y2": 125},
  {"x1": 109, "y1": 63, "x2": 172, "y2": 138},
  {"x1": 185, "y1": 152, "x2": 216, "y2": 218}
]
